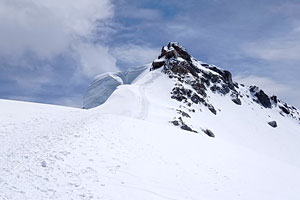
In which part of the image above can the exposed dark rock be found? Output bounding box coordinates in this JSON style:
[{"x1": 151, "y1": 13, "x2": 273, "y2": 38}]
[
  {"x1": 171, "y1": 120, "x2": 179, "y2": 126},
  {"x1": 207, "y1": 66, "x2": 224, "y2": 77},
  {"x1": 223, "y1": 70, "x2": 233, "y2": 85},
  {"x1": 279, "y1": 106, "x2": 290, "y2": 115},
  {"x1": 279, "y1": 112, "x2": 285, "y2": 117},
  {"x1": 191, "y1": 82, "x2": 206, "y2": 91},
  {"x1": 268, "y1": 121, "x2": 277, "y2": 128},
  {"x1": 182, "y1": 112, "x2": 190, "y2": 118},
  {"x1": 191, "y1": 82, "x2": 207, "y2": 97},
  {"x1": 206, "y1": 67, "x2": 234, "y2": 88},
  {"x1": 232, "y1": 97, "x2": 242, "y2": 105},
  {"x1": 208, "y1": 104, "x2": 217, "y2": 115},
  {"x1": 233, "y1": 82, "x2": 239, "y2": 89},
  {"x1": 152, "y1": 60, "x2": 165, "y2": 69},
  {"x1": 176, "y1": 109, "x2": 191, "y2": 118},
  {"x1": 171, "y1": 43, "x2": 192, "y2": 62},
  {"x1": 171, "y1": 117, "x2": 197, "y2": 133},
  {"x1": 220, "y1": 85, "x2": 230, "y2": 95},
  {"x1": 171, "y1": 64, "x2": 189, "y2": 75},
  {"x1": 191, "y1": 94, "x2": 201, "y2": 104},
  {"x1": 171, "y1": 95, "x2": 186, "y2": 102},
  {"x1": 210, "y1": 84, "x2": 230, "y2": 95},
  {"x1": 210, "y1": 85, "x2": 217, "y2": 92},
  {"x1": 203, "y1": 129, "x2": 215, "y2": 137},
  {"x1": 159, "y1": 48, "x2": 178, "y2": 59},
  {"x1": 271, "y1": 95, "x2": 278, "y2": 104},
  {"x1": 158, "y1": 42, "x2": 201, "y2": 77},
  {"x1": 171, "y1": 87, "x2": 192, "y2": 98},
  {"x1": 210, "y1": 74, "x2": 219, "y2": 83},
  {"x1": 249, "y1": 85, "x2": 258, "y2": 93},
  {"x1": 154, "y1": 42, "x2": 300, "y2": 129},
  {"x1": 181, "y1": 124, "x2": 197, "y2": 133},
  {"x1": 250, "y1": 87, "x2": 272, "y2": 108}
]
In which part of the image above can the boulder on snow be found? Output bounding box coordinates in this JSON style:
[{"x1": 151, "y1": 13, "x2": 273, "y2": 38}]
[
  {"x1": 271, "y1": 95, "x2": 278, "y2": 104},
  {"x1": 268, "y1": 121, "x2": 277, "y2": 128},
  {"x1": 176, "y1": 109, "x2": 191, "y2": 118},
  {"x1": 208, "y1": 104, "x2": 217, "y2": 115},
  {"x1": 203, "y1": 129, "x2": 215, "y2": 137},
  {"x1": 255, "y1": 90, "x2": 271, "y2": 108},
  {"x1": 279, "y1": 105, "x2": 290, "y2": 115},
  {"x1": 152, "y1": 60, "x2": 165, "y2": 69},
  {"x1": 181, "y1": 124, "x2": 197, "y2": 133},
  {"x1": 171, "y1": 117, "x2": 197, "y2": 133},
  {"x1": 231, "y1": 97, "x2": 242, "y2": 105},
  {"x1": 250, "y1": 86, "x2": 272, "y2": 108},
  {"x1": 41, "y1": 161, "x2": 47, "y2": 167},
  {"x1": 171, "y1": 120, "x2": 180, "y2": 126}
]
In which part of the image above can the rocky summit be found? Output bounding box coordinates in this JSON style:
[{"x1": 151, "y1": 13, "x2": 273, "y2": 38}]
[{"x1": 150, "y1": 42, "x2": 300, "y2": 133}]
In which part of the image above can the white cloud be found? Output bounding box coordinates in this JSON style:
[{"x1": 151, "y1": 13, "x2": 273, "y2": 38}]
[
  {"x1": 111, "y1": 44, "x2": 159, "y2": 66},
  {"x1": 74, "y1": 42, "x2": 118, "y2": 78},
  {"x1": 0, "y1": 0, "x2": 114, "y2": 59},
  {"x1": 244, "y1": 38, "x2": 300, "y2": 62},
  {"x1": 0, "y1": 0, "x2": 119, "y2": 80},
  {"x1": 244, "y1": 2, "x2": 300, "y2": 62}
]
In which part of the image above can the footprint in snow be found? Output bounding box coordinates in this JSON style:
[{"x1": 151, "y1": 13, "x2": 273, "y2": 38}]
[{"x1": 41, "y1": 161, "x2": 47, "y2": 167}]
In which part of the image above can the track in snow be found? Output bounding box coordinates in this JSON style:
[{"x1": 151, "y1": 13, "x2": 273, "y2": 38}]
[{"x1": 137, "y1": 72, "x2": 160, "y2": 120}]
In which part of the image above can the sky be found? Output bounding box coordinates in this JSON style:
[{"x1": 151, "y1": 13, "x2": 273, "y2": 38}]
[{"x1": 0, "y1": 0, "x2": 299, "y2": 108}]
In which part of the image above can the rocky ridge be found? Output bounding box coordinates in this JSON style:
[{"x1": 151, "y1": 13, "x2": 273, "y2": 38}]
[{"x1": 151, "y1": 42, "x2": 300, "y2": 134}]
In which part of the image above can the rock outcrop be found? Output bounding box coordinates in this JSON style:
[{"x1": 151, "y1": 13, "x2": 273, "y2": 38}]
[
  {"x1": 150, "y1": 42, "x2": 300, "y2": 134},
  {"x1": 268, "y1": 121, "x2": 277, "y2": 128}
]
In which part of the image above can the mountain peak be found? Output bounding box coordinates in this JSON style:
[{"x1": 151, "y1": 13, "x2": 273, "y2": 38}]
[
  {"x1": 152, "y1": 42, "x2": 233, "y2": 85},
  {"x1": 160, "y1": 42, "x2": 191, "y2": 60},
  {"x1": 152, "y1": 42, "x2": 193, "y2": 70},
  {"x1": 148, "y1": 42, "x2": 300, "y2": 133},
  {"x1": 83, "y1": 42, "x2": 300, "y2": 133}
]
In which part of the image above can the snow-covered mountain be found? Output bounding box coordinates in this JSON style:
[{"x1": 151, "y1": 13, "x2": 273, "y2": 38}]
[
  {"x1": 86, "y1": 42, "x2": 300, "y2": 133},
  {"x1": 1, "y1": 42, "x2": 300, "y2": 199}
]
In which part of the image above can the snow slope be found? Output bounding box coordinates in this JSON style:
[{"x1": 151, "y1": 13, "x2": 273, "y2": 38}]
[
  {"x1": 1, "y1": 98, "x2": 300, "y2": 200},
  {"x1": 1, "y1": 42, "x2": 300, "y2": 199}
]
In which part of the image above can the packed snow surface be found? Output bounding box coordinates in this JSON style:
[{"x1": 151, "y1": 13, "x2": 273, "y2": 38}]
[
  {"x1": 1, "y1": 64, "x2": 300, "y2": 200},
  {"x1": 1, "y1": 42, "x2": 300, "y2": 199}
]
